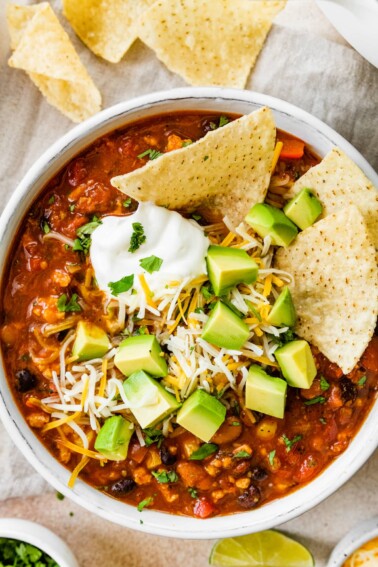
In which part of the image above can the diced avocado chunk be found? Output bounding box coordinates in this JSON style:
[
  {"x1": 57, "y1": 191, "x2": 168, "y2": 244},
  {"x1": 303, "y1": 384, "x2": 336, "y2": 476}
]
[
  {"x1": 245, "y1": 203, "x2": 298, "y2": 247},
  {"x1": 176, "y1": 389, "x2": 226, "y2": 442},
  {"x1": 201, "y1": 301, "x2": 249, "y2": 350},
  {"x1": 94, "y1": 415, "x2": 134, "y2": 461},
  {"x1": 267, "y1": 286, "x2": 296, "y2": 327},
  {"x1": 206, "y1": 245, "x2": 258, "y2": 296},
  {"x1": 283, "y1": 188, "x2": 323, "y2": 230},
  {"x1": 245, "y1": 365, "x2": 287, "y2": 419},
  {"x1": 123, "y1": 370, "x2": 180, "y2": 429},
  {"x1": 275, "y1": 340, "x2": 317, "y2": 389},
  {"x1": 114, "y1": 335, "x2": 168, "y2": 377},
  {"x1": 72, "y1": 321, "x2": 110, "y2": 361}
]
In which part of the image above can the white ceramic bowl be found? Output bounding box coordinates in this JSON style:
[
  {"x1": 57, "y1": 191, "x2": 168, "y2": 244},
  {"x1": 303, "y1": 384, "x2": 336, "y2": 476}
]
[
  {"x1": 0, "y1": 518, "x2": 79, "y2": 567},
  {"x1": 0, "y1": 87, "x2": 377, "y2": 539},
  {"x1": 327, "y1": 517, "x2": 378, "y2": 566}
]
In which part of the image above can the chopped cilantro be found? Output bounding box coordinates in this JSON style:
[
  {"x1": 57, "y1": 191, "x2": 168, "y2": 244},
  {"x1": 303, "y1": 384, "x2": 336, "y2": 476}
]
[
  {"x1": 268, "y1": 450, "x2": 276, "y2": 466},
  {"x1": 48, "y1": 195, "x2": 55, "y2": 205},
  {"x1": 192, "y1": 213, "x2": 202, "y2": 221},
  {"x1": 139, "y1": 255, "x2": 163, "y2": 274},
  {"x1": 143, "y1": 427, "x2": 164, "y2": 447},
  {"x1": 56, "y1": 491, "x2": 65, "y2": 501},
  {"x1": 57, "y1": 293, "x2": 81, "y2": 313},
  {"x1": 137, "y1": 148, "x2": 163, "y2": 160},
  {"x1": 194, "y1": 307, "x2": 204, "y2": 314},
  {"x1": 188, "y1": 487, "x2": 198, "y2": 498},
  {"x1": 137, "y1": 496, "x2": 154, "y2": 512},
  {"x1": 108, "y1": 274, "x2": 134, "y2": 296},
  {"x1": 69, "y1": 204, "x2": 75, "y2": 213},
  {"x1": 201, "y1": 283, "x2": 214, "y2": 301},
  {"x1": 320, "y1": 376, "x2": 330, "y2": 391},
  {"x1": 233, "y1": 450, "x2": 251, "y2": 459},
  {"x1": 231, "y1": 421, "x2": 241, "y2": 426},
  {"x1": 319, "y1": 417, "x2": 327, "y2": 425},
  {"x1": 304, "y1": 396, "x2": 326, "y2": 406},
  {"x1": 189, "y1": 443, "x2": 218, "y2": 460},
  {"x1": 282, "y1": 434, "x2": 302, "y2": 452},
  {"x1": 152, "y1": 470, "x2": 178, "y2": 483},
  {"x1": 358, "y1": 375, "x2": 367, "y2": 386},
  {"x1": 270, "y1": 328, "x2": 296, "y2": 348},
  {"x1": 135, "y1": 325, "x2": 148, "y2": 335},
  {"x1": 123, "y1": 198, "x2": 132, "y2": 208},
  {"x1": 203, "y1": 155, "x2": 209, "y2": 161},
  {"x1": 219, "y1": 115, "x2": 229, "y2": 127},
  {"x1": 182, "y1": 140, "x2": 192, "y2": 147},
  {"x1": 129, "y1": 222, "x2": 146, "y2": 253},
  {"x1": 42, "y1": 221, "x2": 50, "y2": 234},
  {"x1": 0, "y1": 538, "x2": 59, "y2": 566},
  {"x1": 74, "y1": 216, "x2": 102, "y2": 253},
  {"x1": 209, "y1": 122, "x2": 217, "y2": 130}
]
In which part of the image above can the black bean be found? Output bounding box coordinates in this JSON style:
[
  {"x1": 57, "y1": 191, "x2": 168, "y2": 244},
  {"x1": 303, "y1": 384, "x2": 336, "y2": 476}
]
[
  {"x1": 109, "y1": 478, "x2": 136, "y2": 497},
  {"x1": 238, "y1": 484, "x2": 261, "y2": 509},
  {"x1": 340, "y1": 377, "x2": 357, "y2": 403},
  {"x1": 16, "y1": 369, "x2": 37, "y2": 392},
  {"x1": 251, "y1": 467, "x2": 268, "y2": 482},
  {"x1": 160, "y1": 443, "x2": 177, "y2": 466}
]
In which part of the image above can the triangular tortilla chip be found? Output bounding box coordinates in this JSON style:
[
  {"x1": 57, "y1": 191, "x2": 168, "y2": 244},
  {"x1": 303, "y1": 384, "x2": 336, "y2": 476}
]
[
  {"x1": 7, "y1": 3, "x2": 101, "y2": 123},
  {"x1": 62, "y1": 0, "x2": 154, "y2": 63},
  {"x1": 111, "y1": 107, "x2": 276, "y2": 226},
  {"x1": 285, "y1": 148, "x2": 378, "y2": 250},
  {"x1": 137, "y1": 0, "x2": 286, "y2": 87},
  {"x1": 275, "y1": 206, "x2": 378, "y2": 374}
]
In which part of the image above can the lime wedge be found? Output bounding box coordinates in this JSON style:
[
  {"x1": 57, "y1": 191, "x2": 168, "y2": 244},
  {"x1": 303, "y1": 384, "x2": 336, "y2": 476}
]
[{"x1": 209, "y1": 530, "x2": 314, "y2": 567}]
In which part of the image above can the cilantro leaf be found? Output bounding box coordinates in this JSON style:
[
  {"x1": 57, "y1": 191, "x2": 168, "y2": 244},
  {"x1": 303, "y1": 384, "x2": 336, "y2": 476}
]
[
  {"x1": 48, "y1": 195, "x2": 55, "y2": 205},
  {"x1": 129, "y1": 222, "x2": 146, "y2": 253},
  {"x1": 233, "y1": 450, "x2": 251, "y2": 459},
  {"x1": 282, "y1": 434, "x2": 302, "y2": 452},
  {"x1": 268, "y1": 449, "x2": 276, "y2": 466},
  {"x1": 182, "y1": 140, "x2": 192, "y2": 147},
  {"x1": 358, "y1": 375, "x2": 367, "y2": 386},
  {"x1": 57, "y1": 293, "x2": 81, "y2": 313},
  {"x1": 188, "y1": 487, "x2": 198, "y2": 498},
  {"x1": 74, "y1": 216, "x2": 102, "y2": 253},
  {"x1": 137, "y1": 148, "x2": 163, "y2": 160},
  {"x1": 201, "y1": 283, "x2": 214, "y2": 301},
  {"x1": 152, "y1": 470, "x2": 178, "y2": 483},
  {"x1": 304, "y1": 396, "x2": 326, "y2": 406},
  {"x1": 219, "y1": 115, "x2": 229, "y2": 127},
  {"x1": 271, "y1": 328, "x2": 296, "y2": 348},
  {"x1": 189, "y1": 443, "x2": 218, "y2": 460},
  {"x1": 108, "y1": 275, "x2": 134, "y2": 296},
  {"x1": 123, "y1": 198, "x2": 132, "y2": 208},
  {"x1": 42, "y1": 221, "x2": 50, "y2": 234},
  {"x1": 137, "y1": 496, "x2": 154, "y2": 512},
  {"x1": 139, "y1": 255, "x2": 163, "y2": 274},
  {"x1": 143, "y1": 427, "x2": 164, "y2": 447},
  {"x1": 320, "y1": 376, "x2": 330, "y2": 391}
]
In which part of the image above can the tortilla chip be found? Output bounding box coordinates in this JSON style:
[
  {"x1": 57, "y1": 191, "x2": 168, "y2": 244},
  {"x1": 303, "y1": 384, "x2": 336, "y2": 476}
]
[
  {"x1": 111, "y1": 107, "x2": 276, "y2": 226},
  {"x1": 285, "y1": 148, "x2": 378, "y2": 251},
  {"x1": 62, "y1": 0, "x2": 154, "y2": 63},
  {"x1": 7, "y1": 3, "x2": 101, "y2": 123},
  {"x1": 275, "y1": 206, "x2": 378, "y2": 374},
  {"x1": 137, "y1": 0, "x2": 286, "y2": 88}
]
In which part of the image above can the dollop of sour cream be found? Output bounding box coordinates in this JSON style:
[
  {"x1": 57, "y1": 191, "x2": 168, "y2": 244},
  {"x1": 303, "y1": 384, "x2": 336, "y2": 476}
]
[{"x1": 90, "y1": 202, "x2": 209, "y2": 296}]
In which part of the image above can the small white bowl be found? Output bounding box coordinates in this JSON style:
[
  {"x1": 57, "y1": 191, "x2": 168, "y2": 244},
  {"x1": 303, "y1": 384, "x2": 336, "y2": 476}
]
[
  {"x1": 0, "y1": 518, "x2": 79, "y2": 567},
  {"x1": 0, "y1": 87, "x2": 377, "y2": 539},
  {"x1": 328, "y1": 517, "x2": 378, "y2": 566}
]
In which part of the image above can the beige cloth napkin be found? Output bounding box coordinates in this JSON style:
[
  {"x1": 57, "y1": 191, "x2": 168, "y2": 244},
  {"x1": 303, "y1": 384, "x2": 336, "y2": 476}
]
[{"x1": 0, "y1": 0, "x2": 377, "y2": 500}]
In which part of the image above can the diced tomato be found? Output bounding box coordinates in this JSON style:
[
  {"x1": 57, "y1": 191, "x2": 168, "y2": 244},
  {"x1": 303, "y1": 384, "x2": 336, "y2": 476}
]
[
  {"x1": 193, "y1": 497, "x2": 216, "y2": 519},
  {"x1": 361, "y1": 337, "x2": 378, "y2": 373},
  {"x1": 279, "y1": 138, "x2": 305, "y2": 160}
]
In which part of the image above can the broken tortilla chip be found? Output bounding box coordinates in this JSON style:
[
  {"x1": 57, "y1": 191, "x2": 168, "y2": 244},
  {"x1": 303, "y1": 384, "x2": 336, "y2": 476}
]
[
  {"x1": 275, "y1": 206, "x2": 378, "y2": 374},
  {"x1": 111, "y1": 106, "x2": 276, "y2": 226},
  {"x1": 285, "y1": 147, "x2": 378, "y2": 251},
  {"x1": 62, "y1": 0, "x2": 154, "y2": 63},
  {"x1": 137, "y1": 0, "x2": 286, "y2": 88},
  {"x1": 7, "y1": 3, "x2": 101, "y2": 123}
]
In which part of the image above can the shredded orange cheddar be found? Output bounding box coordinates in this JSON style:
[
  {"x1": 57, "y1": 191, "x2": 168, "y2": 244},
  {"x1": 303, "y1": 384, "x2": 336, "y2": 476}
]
[
  {"x1": 42, "y1": 411, "x2": 82, "y2": 433},
  {"x1": 271, "y1": 140, "x2": 283, "y2": 171}
]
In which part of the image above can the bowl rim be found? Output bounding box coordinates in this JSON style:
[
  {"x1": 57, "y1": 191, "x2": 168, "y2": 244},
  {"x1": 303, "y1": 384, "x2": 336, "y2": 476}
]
[
  {"x1": 0, "y1": 518, "x2": 79, "y2": 567},
  {"x1": 0, "y1": 86, "x2": 377, "y2": 540},
  {"x1": 327, "y1": 517, "x2": 378, "y2": 566}
]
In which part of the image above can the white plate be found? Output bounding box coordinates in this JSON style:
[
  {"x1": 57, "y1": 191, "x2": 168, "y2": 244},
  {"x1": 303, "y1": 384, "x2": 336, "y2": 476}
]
[
  {"x1": 327, "y1": 517, "x2": 378, "y2": 566},
  {"x1": 316, "y1": 0, "x2": 378, "y2": 68},
  {"x1": 0, "y1": 87, "x2": 377, "y2": 539}
]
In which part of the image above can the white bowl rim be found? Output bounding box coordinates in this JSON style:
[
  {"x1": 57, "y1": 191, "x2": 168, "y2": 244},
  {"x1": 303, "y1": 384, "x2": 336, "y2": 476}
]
[
  {"x1": 0, "y1": 86, "x2": 377, "y2": 540},
  {"x1": 327, "y1": 517, "x2": 378, "y2": 566},
  {"x1": 0, "y1": 518, "x2": 79, "y2": 567}
]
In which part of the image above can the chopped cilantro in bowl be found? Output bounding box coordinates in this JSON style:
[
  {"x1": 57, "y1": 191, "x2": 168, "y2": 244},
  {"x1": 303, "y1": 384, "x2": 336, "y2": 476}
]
[{"x1": 0, "y1": 538, "x2": 59, "y2": 567}]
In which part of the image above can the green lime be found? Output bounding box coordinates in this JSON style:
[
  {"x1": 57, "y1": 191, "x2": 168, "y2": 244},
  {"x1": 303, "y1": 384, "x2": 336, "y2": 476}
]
[{"x1": 209, "y1": 530, "x2": 314, "y2": 567}]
